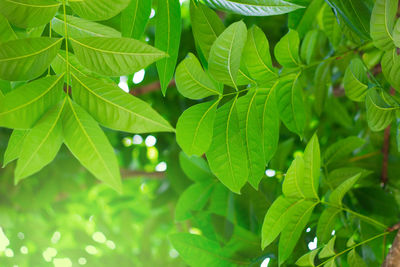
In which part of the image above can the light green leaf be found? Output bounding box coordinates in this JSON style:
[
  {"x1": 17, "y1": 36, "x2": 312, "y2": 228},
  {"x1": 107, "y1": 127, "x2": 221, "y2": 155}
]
[
  {"x1": 321, "y1": 4, "x2": 342, "y2": 48},
  {"x1": 323, "y1": 259, "x2": 337, "y2": 267},
  {"x1": 15, "y1": 100, "x2": 64, "y2": 183},
  {"x1": 51, "y1": 51, "x2": 103, "y2": 79},
  {"x1": 190, "y1": 1, "x2": 225, "y2": 59},
  {"x1": 327, "y1": 168, "x2": 372, "y2": 189},
  {"x1": 236, "y1": 91, "x2": 265, "y2": 189},
  {"x1": 303, "y1": 134, "x2": 320, "y2": 199},
  {"x1": 296, "y1": 248, "x2": 320, "y2": 266},
  {"x1": 343, "y1": 58, "x2": 369, "y2": 102},
  {"x1": 365, "y1": 88, "x2": 395, "y2": 131},
  {"x1": 68, "y1": 0, "x2": 130, "y2": 21},
  {"x1": 243, "y1": 26, "x2": 277, "y2": 83},
  {"x1": 176, "y1": 100, "x2": 218, "y2": 156},
  {"x1": 0, "y1": 37, "x2": 62, "y2": 81},
  {"x1": 3, "y1": 130, "x2": 28, "y2": 167},
  {"x1": 382, "y1": 48, "x2": 400, "y2": 91},
  {"x1": 279, "y1": 201, "x2": 317, "y2": 265},
  {"x1": 283, "y1": 156, "x2": 305, "y2": 198},
  {"x1": 289, "y1": 0, "x2": 324, "y2": 38},
  {"x1": 156, "y1": 0, "x2": 181, "y2": 95},
  {"x1": 324, "y1": 136, "x2": 365, "y2": 166},
  {"x1": 370, "y1": 0, "x2": 397, "y2": 51},
  {"x1": 179, "y1": 152, "x2": 214, "y2": 182},
  {"x1": 62, "y1": 99, "x2": 122, "y2": 192},
  {"x1": 0, "y1": 14, "x2": 17, "y2": 43},
  {"x1": 70, "y1": 37, "x2": 166, "y2": 77},
  {"x1": 206, "y1": 97, "x2": 248, "y2": 194},
  {"x1": 329, "y1": 173, "x2": 361, "y2": 205},
  {"x1": 175, "y1": 181, "x2": 215, "y2": 221},
  {"x1": 316, "y1": 207, "x2": 341, "y2": 244},
  {"x1": 121, "y1": 0, "x2": 151, "y2": 39},
  {"x1": 319, "y1": 236, "x2": 336, "y2": 258},
  {"x1": 256, "y1": 86, "x2": 280, "y2": 164},
  {"x1": 276, "y1": 73, "x2": 306, "y2": 137},
  {"x1": 51, "y1": 15, "x2": 121, "y2": 38},
  {"x1": 208, "y1": 21, "x2": 247, "y2": 89},
  {"x1": 0, "y1": 0, "x2": 60, "y2": 28},
  {"x1": 347, "y1": 249, "x2": 367, "y2": 267},
  {"x1": 394, "y1": 18, "x2": 400, "y2": 47},
  {"x1": 202, "y1": 0, "x2": 303, "y2": 16},
  {"x1": 314, "y1": 61, "x2": 332, "y2": 115},
  {"x1": 0, "y1": 75, "x2": 64, "y2": 129},
  {"x1": 71, "y1": 74, "x2": 174, "y2": 133},
  {"x1": 175, "y1": 53, "x2": 222, "y2": 99},
  {"x1": 274, "y1": 30, "x2": 301, "y2": 68}
]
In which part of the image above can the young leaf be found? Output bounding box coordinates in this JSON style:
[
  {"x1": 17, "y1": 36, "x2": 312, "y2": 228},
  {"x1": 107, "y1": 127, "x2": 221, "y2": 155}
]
[
  {"x1": 121, "y1": 0, "x2": 152, "y2": 39},
  {"x1": 382, "y1": 48, "x2": 400, "y2": 91},
  {"x1": 15, "y1": 100, "x2": 65, "y2": 183},
  {"x1": 206, "y1": 97, "x2": 248, "y2": 194},
  {"x1": 347, "y1": 249, "x2": 367, "y2": 267},
  {"x1": 0, "y1": 75, "x2": 64, "y2": 129},
  {"x1": 0, "y1": 37, "x2": 62, "y2": 81},
  {"x1": 208, "y1": 21, "x2": 247, "y2": 89},
  {"x1": 236, "y1": 91, "x2": 266, "y2": 189},
  {"x1": 155, "y1": 0, "x2": 181, "y2": 95},
  {"x1": 319, "y1": 236, "x2": 336, "y2": 258},
  {"x1": 314, "y1": 61, "x2": 332, "y2": 116},
  {"x1": 62, "y1": 99, "x2": 122, "y2": 193},
  {"x1": 0, "y1": 0, "x2": 60, "y2": 28},
  {"x1": 328, "y1": 173, "x2": 361, "y2": 205},
  {"x1": 3, "y1": 130, "x2": 28, "y2": 167},
  {"x1": 243, "y1": 26, "x2": 277, "y2": 83},
  {"x1": 274, "y1": 30, "x2": 301, "y2": 68},
  {"x1": 68, "y1": 0, "x2": 130, "y2": 21},
  {"x1": 70, "y1": 37, "x2": 166, "y2": 77},
  {"x1": 175, "y1": 53, "x2": 222, "y2": 99},
  {"x1": 321, "y1": 4, "x2": 342, "y2": 48},
  {"x1": 324, "y1": 136, "x2": 365, "y2": 166},
  {"x1": 276, "y1": 74, "x2": 306, "y2": 137},
  {"x1": 370, "y1": 0, "x2": 397, "y2": 51},
  {"x1": 201, "y1": 0, "x2": 303, "y2": 16},
  {"x1": 317, "y1": 207, "x2": 341, "y2": 244},
  {"x1": 296, "y1": 248, "x2": 320, "y2": 266},
  {"x1": 343, "y1": 58, "x2": 369, "y2": 102},
  {"x1": 303, "y1": 134, "x2": 320, "y2": 199},
  {"x1": 71, "y1": 74, "x2": 174, "y2": 133},
  {"x1": 365, "y1": 89, "x2": 395, "y2": 131},
  {"x1": 176, "y1": 100, "x2": 219, "y2": 156},
  {"x1": 282, "y1": 156, "x2": 305, "y2": 198},
  {"x1": 51, "y1": 15, "x2": 121, "y2": 38},
  {"x1": 179, "y1": 152, "x2": 214, "y2": 182},
  {"x1": 0, "y1": 14, "x2": 17, "y2": 43}
]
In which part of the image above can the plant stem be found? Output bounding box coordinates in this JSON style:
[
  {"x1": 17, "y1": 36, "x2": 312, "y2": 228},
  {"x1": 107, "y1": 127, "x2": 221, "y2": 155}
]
[{"x1": 62, "y1": 0, "x2": 70, "y2": 95}]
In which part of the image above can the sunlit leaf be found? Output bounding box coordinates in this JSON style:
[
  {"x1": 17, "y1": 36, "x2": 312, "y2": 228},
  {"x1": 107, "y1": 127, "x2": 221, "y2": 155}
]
[
  {"x1": 370, "y1": 0, "x2": 397, "y2": 51},
  {"x1": 343, "y1": 58, "x2": 369, "y2": 102},
  {"x1": 121, "y1": 0, "x2": 151, "y2": 39},
  {"x1": 319, "y1": 236, "x2": 336, "y2": 258},
  {"x1": 274, "y1": 30, "x2": 301, "y2": 68},
  {"x1": 3, "y1": 129, "x2": 28, "y2": 167},
  {"x1": 68, "y1": 0, "x2": 130, "y2": 21}
]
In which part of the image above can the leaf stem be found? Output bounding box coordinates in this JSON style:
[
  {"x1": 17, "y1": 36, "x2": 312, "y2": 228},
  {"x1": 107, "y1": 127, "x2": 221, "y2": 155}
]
[
  {"x1": 62, "y1": 0, "x2": 70, "y2": 95},
  {"x1": 48, "y1": 20, "x2": 52, "y2": 75}
]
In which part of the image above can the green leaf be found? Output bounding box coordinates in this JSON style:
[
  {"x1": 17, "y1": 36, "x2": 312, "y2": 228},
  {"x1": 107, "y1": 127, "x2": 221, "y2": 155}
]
[
  {"x1": 394, "y1": 18, "x2": 400, "y2": 47},
  {"x1": 329, "y1": 173, "x2": 361, "y2": 205},
  {"x1": 365, "y1": 88, "x2": 395, "y2": 131},
  {"x1": 68, "y1": 0, "x2": 130, "y2": 21},
  {"x1": 0, "y1": 37, "x2": 62, "y2": 81},
  {"x1": 276, "y1": 74, "x2": 306, "y2": 137},
  {"x1": 0, "y1": 0, "x2": 60, "y2": 28},
  {"x1": 62, "y1": 99, "x2": 122, "y2": 193},
  {"x1": 321, "y1": 4, "x2": 342, "y2": 48},
  {"x1": 316, "y1": 207, "x2": 341, "y2": 244},
  {"x1": 70, "y1": 37, "x2": 166, "y2": 77},
  {"x1": 274, "y1": 30, "x2": 301, "y2": 68},
  {"x1": 236, "y1": 91, "x2": 266, "y2": 189},
  {"x1": 71, "y1": 74, "x2": 174, "y2": 133},
  {"x1": 15, "y1": 100, "x2": 64, "y2": 183},
  {"x1": 206, "y1": 97, "x2": 248, "y2": 194},
  {"x1": 170, "y1": 233, "x2": 245, "y2": 267},
  {"x1": 179, "y1": 152, "x2": 214, "y2": 182},
  {"x1": 289, "y1": 0, "x2": 324, "y2": 38},
  {"x1": 296, "y1": 248, "x2": 320, "y2": 266},
  {"x1": 347, "y1": 249, "x2": 367, "y2": 267},
  {"x1": 3, "y1": 130, "x2": 28, "y2": 167},
  {"x1": 314, "y1": 61, "x2": 332, "y2": 116},
  {"x1": 303, "y1": 134, "x2": 320, "y2": 199},
  {"x1": 343, "y1": 58, "x2": 369, "y2": 102},
  {"x1": 319, "y1": 236, "x2": 336, "y2": 258},
  {"x1": 175, "y1": 53, "x2": 222, "y2": 99},
  {"x1": 51, "y1": 15, "x2": 121, "y2": 38},
  {"x1": 327, "y1": 168, "x2": 372, "y2": 189},
  {"x1": 382, "y1": 48, "x2": 400, "y2": 91},
  {"x1": 326, "y1": 97, "x2": 353, "y2": 128},
  {"x1": 370, "y1": 0, "x2": 397, "y2": 51},
  {"x1": 279, "y1": 200, "x2": 317, "y2": 265},
  {"x1": 175, "y1": 181, "x2": 216, "y2": 221},
  {"x1": 0, "y1": 14, "x2": 17, "y2": 43},
  {"x1": 243, "y1": 26, "x2": 277, "y2": 83},
  {"x1": 51, "y1": 51, "x2": 103, "y2": 79},
  {"x1": 190, "y1": 1, "x2": 225, "y2": 59},
  {"x1": 201, "y1": 0, "x2": 303, "y2": 16},
  {"x1": 283, "y1": 156, "x2": 305, "y2": 198},
  {"x1": 324, "y1": 136, "x2": 365, "y2": 166},
  {"x1": 155, "y1": 0, "x2": 181, "y2": 95},
  {"x1": 256, "y1": 87, "x2": 280, "y2": 164},
  {"x1": 176, "y1": 100, "x2": 218, "y2": 156},
  {"x1": 121, "y1": 0, "x2": 151, "y2": 39},
  {"x1": 208, "y1": 21, "x2": 247, "y2": 88},
  {"x1": 0, "y1": 75, "x2": 64, "y2": 129},
  {"x1": 323, "y1": 260, "x2": 337, "y2": 267}
]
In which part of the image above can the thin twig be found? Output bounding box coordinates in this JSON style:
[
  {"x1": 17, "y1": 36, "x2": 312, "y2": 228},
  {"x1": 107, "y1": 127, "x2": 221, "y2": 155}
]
[{"x1": 130, "y1": 79, "x2": 175, "y2": 96}]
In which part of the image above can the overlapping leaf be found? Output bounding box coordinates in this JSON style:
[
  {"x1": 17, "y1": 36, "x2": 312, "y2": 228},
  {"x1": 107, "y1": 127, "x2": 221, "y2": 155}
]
[
  {"x1": 274, "y1": 30, "x2": 301, "y2": 68},
  {"x1": 343, "y1": 58, "x2": 369, "y2": 102},
  {"x1": 370, "y1": 0, "x2": 397, "y2": 51},
  {"x1": 68, "y1": 0, "x2": 130, "y2": 21},
  {"x1": 121, "y1": 0, "x2": 151, "y2": 39}
]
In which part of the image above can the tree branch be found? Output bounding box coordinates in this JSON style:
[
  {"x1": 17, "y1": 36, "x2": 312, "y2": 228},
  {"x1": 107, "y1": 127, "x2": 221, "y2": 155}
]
[
  {"x1": 130, "y1": 79, "x2": 175, "y2": 96},
  {"x1": 121, "y1": 169, "x2": 165, "y2": 179},
  {"x1": 383, "y1": 223, "x2": 400, "y2": 267}
]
